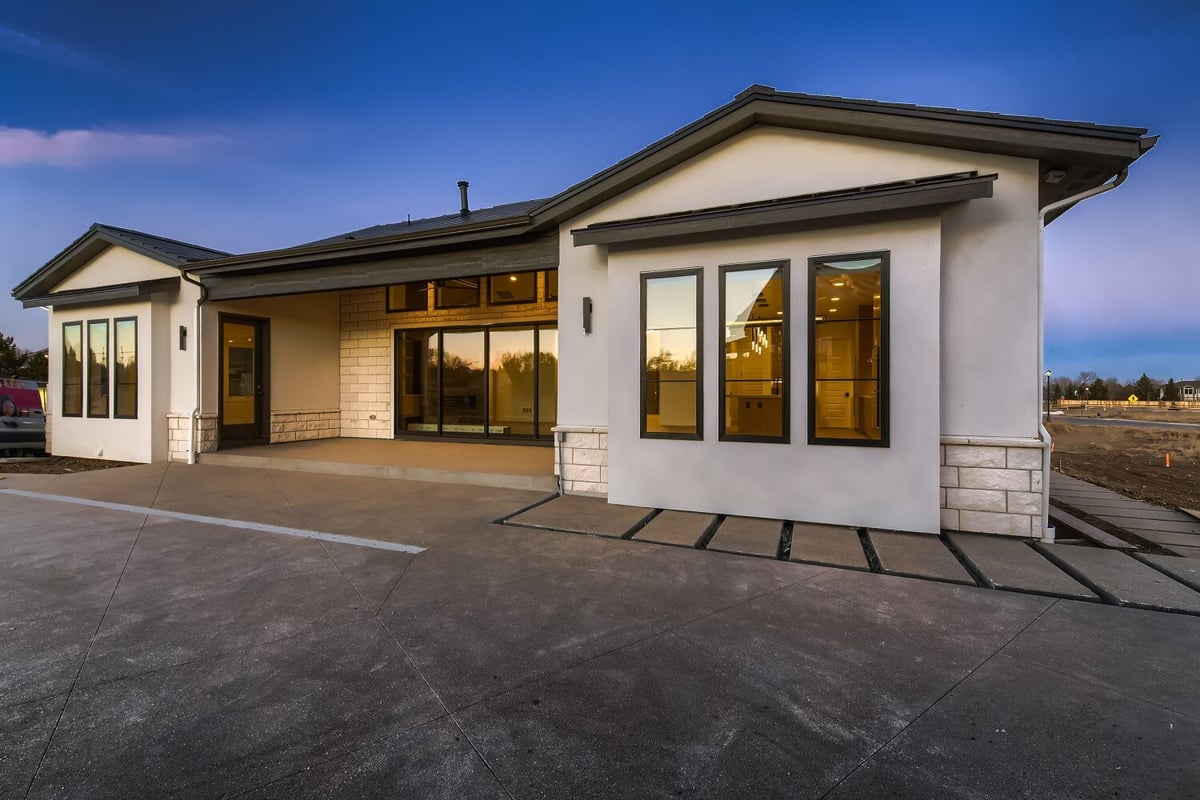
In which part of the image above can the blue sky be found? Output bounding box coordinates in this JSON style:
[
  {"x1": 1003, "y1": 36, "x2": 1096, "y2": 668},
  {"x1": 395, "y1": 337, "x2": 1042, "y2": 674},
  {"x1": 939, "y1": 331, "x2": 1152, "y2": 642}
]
[{"x1": 2, "y1": 0, "x2": 1196, "y2": 382}]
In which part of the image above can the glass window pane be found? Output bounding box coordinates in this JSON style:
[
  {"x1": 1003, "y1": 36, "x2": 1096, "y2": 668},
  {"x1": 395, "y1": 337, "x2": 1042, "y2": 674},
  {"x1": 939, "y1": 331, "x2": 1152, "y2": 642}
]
[
  {"x1": 388, "y1": 282, "x2": 428, "y2": 312},
  {"x1": 398, "y1": 330, "x2": 439, "y2": 432},
  {"x1": 435, "y1": 279, "x2": 480, "y2": 309},
  {"x1": 545, "y1": 269, "x2": 558, "y2": 300},
  {"x1": 62, "y1": 322, "x2": 83, "y2": 416},
  {"x1": 722, "y1": 266, "x2": 785, "y2": 439},
  {"x1": 643, "y1": 272, "x2": 699, "y2": 436},
  {"x1": 537, "y1": 327, "x2": 557, "y2": 437},
  {"x1": 114, "y1": 318, "x2": 137, "y2": 418},
  {"x1": 811, "y1": 256, "x2": 884, "y2": 443},
  {"x1": 87, "y1": 320, "x2": 109, "y2": 417},
  {"x1": 441, "y1": 330, "x2": 485, "y2": 432},
  {"x1": 489, "y1": 273, "x2": 537, "y2": 305},
  {"x1": 489, "y1": 328, "x2": 536, "y2": 435}
]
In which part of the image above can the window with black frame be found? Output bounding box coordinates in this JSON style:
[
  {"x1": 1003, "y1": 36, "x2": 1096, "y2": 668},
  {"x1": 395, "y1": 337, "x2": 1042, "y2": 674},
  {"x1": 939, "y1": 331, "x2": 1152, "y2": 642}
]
[
  {"x1": 62, "y1": 321, "x2": 83, "y2": 417},
  {"x1": 720, "y1": 262, "x2": 788, "y2": 442},
  {"x1": 642, "y1": 269, "x2": 701, "y2": 438},
  {"x1": 809, "y1": 252, "x2": 887, "y2": 446},
  {"x1": 86, "y1": 319, "x2": 109, "y2": 418}
]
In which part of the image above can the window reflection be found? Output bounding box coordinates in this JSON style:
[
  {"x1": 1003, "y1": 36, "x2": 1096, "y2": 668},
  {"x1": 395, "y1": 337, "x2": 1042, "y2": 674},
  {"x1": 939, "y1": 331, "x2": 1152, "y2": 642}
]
[
  {"x1": 722, "y1": 265, "x2": 786, "y2": 440},
  {"x1": 62, "y1": 322, "x2": 83, "y2": 417},
  {"x1": 643, "y1": 271, "x2": 700, "y2": 437},
  {"x1": 87, "y1": 320, "x2": 109, "y2": 418},
  {"x1": 488, "y1": 273, "x2": 537, "y2": 305},
  {"x1": 114, "y1": 318, "x2": 137, "y2": 418}
]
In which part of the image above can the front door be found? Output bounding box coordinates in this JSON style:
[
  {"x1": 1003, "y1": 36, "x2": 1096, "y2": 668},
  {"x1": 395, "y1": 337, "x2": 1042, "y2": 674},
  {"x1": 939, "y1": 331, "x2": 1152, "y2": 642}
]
[{"x1": 219, "y1": 316, "x2": 268, "y2": 443}]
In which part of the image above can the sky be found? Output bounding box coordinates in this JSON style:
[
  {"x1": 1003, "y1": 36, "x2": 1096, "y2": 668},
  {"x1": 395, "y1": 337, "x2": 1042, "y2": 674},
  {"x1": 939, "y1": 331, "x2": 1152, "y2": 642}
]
[{"x1": 1, "y1": 0, "x2": 1196, "y2": 382}]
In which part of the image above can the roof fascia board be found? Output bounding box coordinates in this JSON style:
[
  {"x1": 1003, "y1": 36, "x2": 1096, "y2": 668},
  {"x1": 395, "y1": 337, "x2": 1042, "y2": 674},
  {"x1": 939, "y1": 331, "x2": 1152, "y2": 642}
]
[
  {"x1": 572, "y1": 173, "x2": 996, "y2": 247},
  {"x1": 188, "y1": 215, "x2": 538, "y2": 276},
  {"x1": 21, "y1": 276, "x2": 180, "y2": 309},
  {"x1": 202, "y1": 235, "x2": 558, "y2": 301}
]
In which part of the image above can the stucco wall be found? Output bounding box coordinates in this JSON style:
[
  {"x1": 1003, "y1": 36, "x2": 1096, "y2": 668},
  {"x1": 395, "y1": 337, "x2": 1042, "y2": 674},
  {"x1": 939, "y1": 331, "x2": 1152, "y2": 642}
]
[{"x1": 55, "y1": 246, "x2": 179, "y2": 292}]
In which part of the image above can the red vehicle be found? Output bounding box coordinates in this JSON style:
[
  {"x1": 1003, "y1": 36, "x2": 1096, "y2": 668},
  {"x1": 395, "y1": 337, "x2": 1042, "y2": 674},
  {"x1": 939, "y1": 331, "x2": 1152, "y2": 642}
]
[{"x1": 0, "y1": 378, "x2": 46, "y2": 455}]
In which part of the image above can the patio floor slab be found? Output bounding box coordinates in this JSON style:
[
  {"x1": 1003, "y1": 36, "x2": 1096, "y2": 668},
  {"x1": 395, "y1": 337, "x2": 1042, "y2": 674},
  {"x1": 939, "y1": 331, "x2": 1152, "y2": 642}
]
[
  {"x1": 867, "y1": 530, "x2": 973, "y2": 584},
  {"x1": 948, "y1": 532, "x2": 1096, "y2": 600},
  {"x1": 1137, "y1": 553, "x2": 1200, "y2": 592},
  {"x1": 706, "y1": 516, "x2": 782, "y2": 557},
  {"x1": 1039, "y1": 544, "x2": 1200, "y2": 612},
  {"x1": 505, "y1": 494, "x2": 653, "y2": 538},
  {"x1": 788, "y1": 522, "x2": 868, "y2": 569},
  {"x1": 631, "y1": 510, "x2": 712, "y2": 547}
]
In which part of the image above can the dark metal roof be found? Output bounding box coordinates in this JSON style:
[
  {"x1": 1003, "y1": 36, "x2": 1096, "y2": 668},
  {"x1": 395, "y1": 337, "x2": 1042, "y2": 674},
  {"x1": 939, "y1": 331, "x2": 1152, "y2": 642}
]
[
  {"x1": 306, "y1": 198, "x2": 550, "y2": 245},
  {"x1": 92, "y1": 224, "x2": 231, "y2": 263},
  {"x1": 20, "y1": 277, "x2": 181, "y2": 309}
]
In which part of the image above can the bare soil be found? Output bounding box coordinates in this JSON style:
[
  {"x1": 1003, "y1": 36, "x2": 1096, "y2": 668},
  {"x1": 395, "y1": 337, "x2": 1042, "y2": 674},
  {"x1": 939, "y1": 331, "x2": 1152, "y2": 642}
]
[
  {"x1": 0, "y1": 456, "x2": 137, "y2": 475},
  {"x1": 1048, "y1": 420, "x2": 1200, "y2": 512}
]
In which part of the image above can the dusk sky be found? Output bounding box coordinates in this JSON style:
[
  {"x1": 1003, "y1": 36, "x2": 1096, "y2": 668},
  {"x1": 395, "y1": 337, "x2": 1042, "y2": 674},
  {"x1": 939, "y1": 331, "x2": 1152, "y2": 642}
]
[{"x1": 2, "y1": 0, "x2": 1196, "y2": 382}]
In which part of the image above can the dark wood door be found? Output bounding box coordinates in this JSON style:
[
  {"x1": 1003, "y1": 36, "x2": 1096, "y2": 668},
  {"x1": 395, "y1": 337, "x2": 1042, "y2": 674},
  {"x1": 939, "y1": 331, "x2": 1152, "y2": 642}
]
[{"x1": 219, "y1": 316, "x2": 268, "y2": 444}]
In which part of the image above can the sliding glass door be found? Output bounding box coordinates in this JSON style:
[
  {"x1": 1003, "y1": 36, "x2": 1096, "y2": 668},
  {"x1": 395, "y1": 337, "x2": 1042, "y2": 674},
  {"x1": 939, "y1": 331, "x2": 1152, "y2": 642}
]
[{"x1": 395, "y1": 324, "x2": 557, "y2": 440}]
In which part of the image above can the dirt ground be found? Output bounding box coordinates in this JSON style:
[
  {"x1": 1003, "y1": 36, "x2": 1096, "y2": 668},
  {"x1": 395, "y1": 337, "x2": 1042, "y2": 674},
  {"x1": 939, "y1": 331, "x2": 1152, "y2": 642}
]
[
  {"x1": 1057, "y1": 405, "x2": 1200, "y2": 424},
  {"x1": 1047, "y1": 420, "x2": 1200, "y2": 512},
  {"x1": 0, "y1": 456, "x2": 136, "y2": 475}
]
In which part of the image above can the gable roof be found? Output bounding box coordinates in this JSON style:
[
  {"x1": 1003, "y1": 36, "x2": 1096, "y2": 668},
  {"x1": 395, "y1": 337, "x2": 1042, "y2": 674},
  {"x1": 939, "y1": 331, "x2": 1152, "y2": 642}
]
[
  {"x1": 306, "y1": 198, "x2": 550, "y2": 245},
  {"x1": 12, "y1": 223, "x2": 229, "y2": 301}
]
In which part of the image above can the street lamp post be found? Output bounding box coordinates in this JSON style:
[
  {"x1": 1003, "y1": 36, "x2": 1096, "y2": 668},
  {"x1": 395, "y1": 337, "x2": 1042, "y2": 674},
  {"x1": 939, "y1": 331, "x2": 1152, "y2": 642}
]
[{"x1": 1044, "y1": 369, "x2": 1053, "y2": 419}]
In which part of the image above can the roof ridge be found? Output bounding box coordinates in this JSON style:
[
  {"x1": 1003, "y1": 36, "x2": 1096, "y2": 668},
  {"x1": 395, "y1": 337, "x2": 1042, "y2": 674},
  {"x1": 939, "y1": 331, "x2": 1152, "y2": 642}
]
[{"x1": 94, "y1": 223, "x2": 232, "y2": 258}]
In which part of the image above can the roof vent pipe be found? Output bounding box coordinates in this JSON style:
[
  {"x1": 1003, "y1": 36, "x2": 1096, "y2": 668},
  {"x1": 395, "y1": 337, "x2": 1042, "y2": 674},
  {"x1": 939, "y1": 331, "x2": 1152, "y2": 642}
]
[{"x1": 458, "y1": 180, "x2": 470, "y2": 215}]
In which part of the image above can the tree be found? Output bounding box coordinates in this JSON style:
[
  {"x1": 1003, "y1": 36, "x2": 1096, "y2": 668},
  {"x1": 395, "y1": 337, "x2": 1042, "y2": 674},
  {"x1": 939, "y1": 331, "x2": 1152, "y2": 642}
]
[
  {"x1": 1133, "y1": 373, "x2": 1158, "y2": 401},
  {"x1": 0, "y1": 332, "x2": 46, "y2": 381},
  {"x1": 1090, "y1": 377, "x2": 1108, "y2": 400},
  {"x1": 1163, "y1": 378, "x2": 1179, "y2": 402},
  {"x1": 1104, "y1": 377, "x2": 1121, "y2": 399}
]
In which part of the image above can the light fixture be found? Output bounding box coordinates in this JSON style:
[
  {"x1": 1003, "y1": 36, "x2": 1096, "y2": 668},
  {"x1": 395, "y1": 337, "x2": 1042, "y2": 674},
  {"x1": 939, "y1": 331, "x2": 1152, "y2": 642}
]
[
  {"x1": 832, "y1": 280, "x2": 845, "y2": 287},
  {"x1": 509, "y1": 275, "x2": 518, "y2": 282},
  {"x1": 830, "y1": 297, "x2": 840, "y2": 302},
  {"x1": 828, "y1": 308, "x2": 837, "y2": 313}
]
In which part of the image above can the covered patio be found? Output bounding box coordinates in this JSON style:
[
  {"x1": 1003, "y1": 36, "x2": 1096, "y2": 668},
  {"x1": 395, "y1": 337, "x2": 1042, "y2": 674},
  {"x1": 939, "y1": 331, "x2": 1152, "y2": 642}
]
[{"x1": 199, "y1": 437, "x2": 556, "y2": 492}]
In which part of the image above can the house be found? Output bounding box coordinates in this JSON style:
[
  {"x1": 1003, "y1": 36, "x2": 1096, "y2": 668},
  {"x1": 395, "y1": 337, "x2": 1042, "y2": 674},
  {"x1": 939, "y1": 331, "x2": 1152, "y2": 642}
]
[
  {"x1": 11, "y1": 86, "x2": 1156, "y2": 538},
  {"x1": 1174, "y1": 380, "x2": 1199, "y2": 401}
]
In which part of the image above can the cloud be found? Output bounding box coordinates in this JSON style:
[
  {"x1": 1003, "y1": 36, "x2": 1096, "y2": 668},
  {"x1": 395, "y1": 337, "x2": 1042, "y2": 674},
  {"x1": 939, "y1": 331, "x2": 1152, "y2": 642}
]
[
  {"x1": 0, "y1": 25, "x2": 104, "y2": 72},
  {"x1": 0, "y1": 127, "x2": 229, "y2": 167}
]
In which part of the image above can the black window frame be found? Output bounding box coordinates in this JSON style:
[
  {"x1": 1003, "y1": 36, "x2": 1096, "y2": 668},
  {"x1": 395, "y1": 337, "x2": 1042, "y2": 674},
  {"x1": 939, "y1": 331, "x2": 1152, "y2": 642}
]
[
  {"x1": 386, "y1": 281, "x2": 430, "y2": 313},
  {"x1": 86, "y1": 318, "x2": 110, "y2": 419},
  {"x1": 113, "y1": 316, "x2": 138, "y2": 420},
  {"x1": 544, "y1": 269, "x2": 558, "y2": 301},
  {"x1": 718, "y1": 260, "x2": 790, "y2": 444},
  {"x1": 433, "y1": 278, "x2": 481, "y2": 309},
  {"x1": 640, "y1": 267, "x2": 703, "y2": 441},
  {"x1": 807, "y1": 250, "x2": 890, "y2": 448},
  {"x1": 486, "y1": 271, "x2": 539, "y2": 306},
  {"x1": 61, "y1": 321, "x2": 83, "y2": 418}
]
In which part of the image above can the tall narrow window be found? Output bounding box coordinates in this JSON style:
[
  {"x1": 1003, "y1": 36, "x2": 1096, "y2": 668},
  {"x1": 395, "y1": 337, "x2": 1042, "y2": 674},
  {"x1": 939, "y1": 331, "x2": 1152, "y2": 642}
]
[
  {"x1": 62, "y1": 322, "x2": 83, "y2": 417},
  {"x1": 642, "y1": 269, "x2": 702, "y2": 438},
  {"x1": 86, "y1": 320, "x2": 109, "y2": 418},
  {"x1": 809, "y1": 252, "x2": 887, "y2": 446},
  {"x1": 720, "y1": 262, "x2": 788, "y2": 442},
  {"x1": 114, "y1": 317, "x2": 138, "y2": 419},
  {"x1": 387, "y1": 282, "x2": 429, "y2": 312}
]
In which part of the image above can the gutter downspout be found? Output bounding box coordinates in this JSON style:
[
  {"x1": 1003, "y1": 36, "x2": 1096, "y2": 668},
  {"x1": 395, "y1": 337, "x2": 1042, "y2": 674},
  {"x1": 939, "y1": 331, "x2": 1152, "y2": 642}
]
[
  {"x1": 1036, "y1": 168, "x2": 1128, "y2": 541},
  {"x1": 180, "y1": 271, "x2": 207, "y2": 465}
]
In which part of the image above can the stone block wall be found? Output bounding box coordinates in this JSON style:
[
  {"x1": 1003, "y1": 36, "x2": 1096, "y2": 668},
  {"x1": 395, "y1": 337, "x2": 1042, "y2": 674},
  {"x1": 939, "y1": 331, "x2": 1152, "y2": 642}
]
[
  {"x1": 339, "y1": 280, "x2": 557, "y2": 440},
  {"x1": 43, "y1": 412, "x2": 51, "y2": 453},
  {"x1": 271, "y1": 409, "x2": 340, "y2": 443},
  {"x1": 940, "y1": 437, "x2": 1046, "y2": 537},
  {"x1": 553, "y1": 426, "x2": 608, "y2": 496},
  {"x1": 166, "y1": 412, "x2": 218, "y2": 462}
]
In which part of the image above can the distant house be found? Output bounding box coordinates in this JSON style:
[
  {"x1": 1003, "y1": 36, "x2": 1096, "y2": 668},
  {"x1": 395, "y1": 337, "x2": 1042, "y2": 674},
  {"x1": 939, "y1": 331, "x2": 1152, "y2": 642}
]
[
  {"x1": 1175, "y1": 380, "x2": 1199, "y2": 400},
  {"x1": 11, "y1": 86, "x2": 1156, "y2": 538}
]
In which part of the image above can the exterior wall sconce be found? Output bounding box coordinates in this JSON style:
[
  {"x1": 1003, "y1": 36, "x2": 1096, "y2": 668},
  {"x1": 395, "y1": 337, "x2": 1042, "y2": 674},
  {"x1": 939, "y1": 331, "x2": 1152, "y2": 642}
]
[{"x1": 583, "y1": 297, "x2": 593, "y2": 334}]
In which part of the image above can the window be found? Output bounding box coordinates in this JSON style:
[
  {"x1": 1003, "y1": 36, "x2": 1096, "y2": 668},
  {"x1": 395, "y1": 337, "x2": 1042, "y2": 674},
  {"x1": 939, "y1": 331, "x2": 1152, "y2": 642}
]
[
  {"x1": 434, "y1": 278, "x2": 480, "y2": 309},
  {"x1": 720, "y1": 262, "x2": 788, "y2": 442},
  {"x1": 86, "y1": 319, "x2": 109, "y2": 418},
  {"x1": 387, "y1": 282, "x2": 429, "y2": 312},
  {"x1": 114, "y1": 317, "x2": 138, "y2": 419},
  {"x1": 62, "y1": 322, "x2": 83, "y2": 417},
  {"x1": 544, "y1": 269, "x2": 558, "y2": 300},
  {"x1": 809, "y1": 252, "x2": 887, "y2": 446},
  {"x1": 488, "y1": 272, "x2": 538, "y2": 305},
  {"x1": 642, "y1": 269, "x2": 701, "y2": 438}
]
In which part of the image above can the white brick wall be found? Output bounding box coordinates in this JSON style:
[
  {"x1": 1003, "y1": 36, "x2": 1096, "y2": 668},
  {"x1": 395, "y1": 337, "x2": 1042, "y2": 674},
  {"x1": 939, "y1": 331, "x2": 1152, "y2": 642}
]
[
  {"x1": 940, "y1": 438, "x2": 1045, "y2": 537},
  {"x1": 165, "y1": 412, "x2": 217, "y2": 462},
  {"x1": 553, "y1": 425, "x2": 608, "y2": 496}
]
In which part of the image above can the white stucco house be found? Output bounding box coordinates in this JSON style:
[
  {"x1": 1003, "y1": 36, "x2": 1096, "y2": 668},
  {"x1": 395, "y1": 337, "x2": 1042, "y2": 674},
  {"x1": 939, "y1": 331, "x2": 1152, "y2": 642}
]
[{"x1": 12, "y1": 86, "x2": 1156, "y2": 538}]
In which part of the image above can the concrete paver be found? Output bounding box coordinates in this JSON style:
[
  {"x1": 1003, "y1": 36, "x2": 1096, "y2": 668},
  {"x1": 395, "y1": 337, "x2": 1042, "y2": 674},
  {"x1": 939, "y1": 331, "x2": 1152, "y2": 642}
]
[
  {"x1": 949, "y1": 532, "x2": 1096, "y2": 600},
  {"x1": 632, "y1": 509, "x2": 711, "y2": 546},
  {"x1": 1040, "y1": 544, "x2": 1200, "y2": 612},
  {"x1": 1167, "y1": 544, "x2": 1200, "y2": 559},
  {"x1": 789, "y1": 522, "x2": 868, "y2": 569},
  {"x1": 505, "y1": 494, "x2": 652, "y2": 537},
  {"x1": 868, "y1": 530, "x2": 973, "y2": 584},
  {"x1": 706, "y1": 515, "x2": 782, "y2": 557},
  {"x1": 1137, "y1": 553, "x2": 1200, "y2": 592}
]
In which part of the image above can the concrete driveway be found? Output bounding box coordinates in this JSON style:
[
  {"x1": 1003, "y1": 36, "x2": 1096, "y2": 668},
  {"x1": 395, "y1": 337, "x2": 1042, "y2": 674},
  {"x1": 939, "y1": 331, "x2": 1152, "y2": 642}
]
[{"x1": 1, "y1": 464, "x2": 1197, "y2": 799}]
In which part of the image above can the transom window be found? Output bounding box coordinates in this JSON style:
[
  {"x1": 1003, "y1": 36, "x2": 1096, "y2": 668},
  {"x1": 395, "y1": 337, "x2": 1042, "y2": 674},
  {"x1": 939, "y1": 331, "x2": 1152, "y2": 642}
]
[
  {"x1": 488, "y1": 272, "x2": 538, "y2": 305},
  {"x1": 809, "y1": 252, "x2": 888, "y2": 446}
]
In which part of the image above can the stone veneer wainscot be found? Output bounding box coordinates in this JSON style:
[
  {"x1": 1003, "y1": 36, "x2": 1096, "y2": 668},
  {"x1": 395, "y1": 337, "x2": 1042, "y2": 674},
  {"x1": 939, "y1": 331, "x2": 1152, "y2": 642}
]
[{"x1": 939, "y1": 436, "x2": 1046, "y2": 537}]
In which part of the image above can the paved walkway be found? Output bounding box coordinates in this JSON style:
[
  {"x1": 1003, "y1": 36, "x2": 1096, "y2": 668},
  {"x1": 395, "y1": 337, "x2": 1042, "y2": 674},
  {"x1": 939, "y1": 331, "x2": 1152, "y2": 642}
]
[
  {"x1": 504, "y1": 490, "x2": 1200, "y2": 616},
  {"x1": 1050, "y1": 471, "x2": 1200, "y2": 557},
  {"x1": 1, "y1": 464, "x2": 1198, "y2": 798}
]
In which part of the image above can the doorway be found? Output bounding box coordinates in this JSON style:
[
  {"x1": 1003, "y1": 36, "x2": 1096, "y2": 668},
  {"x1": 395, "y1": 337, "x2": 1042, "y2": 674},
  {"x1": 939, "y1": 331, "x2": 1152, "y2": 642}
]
[{"x1": 219, "y1": 315, "x2": 269, "y2": 444}]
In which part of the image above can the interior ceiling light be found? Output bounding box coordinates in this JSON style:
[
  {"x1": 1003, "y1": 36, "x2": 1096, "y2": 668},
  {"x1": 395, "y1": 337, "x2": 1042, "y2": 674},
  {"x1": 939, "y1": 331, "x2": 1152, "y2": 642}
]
[
  {"x1": 830, "y1": 297, "x2": 840, "y2": 302},
  {"x1": 832, "y1": 280, "x2": 845, "y2": 287},
  {"x1": 828, "y1": 308, "x2": 837, "y2": 313},
  {"x1": 509, "y1": 275, "x2": 518, "y2": 282}
]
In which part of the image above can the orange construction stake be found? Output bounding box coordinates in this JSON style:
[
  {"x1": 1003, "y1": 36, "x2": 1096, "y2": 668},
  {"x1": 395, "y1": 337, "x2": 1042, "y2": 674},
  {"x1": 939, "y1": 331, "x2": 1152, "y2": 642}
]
[{"x1": 1166, "y1": 452, "x2": 1171, "y2": 468}]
